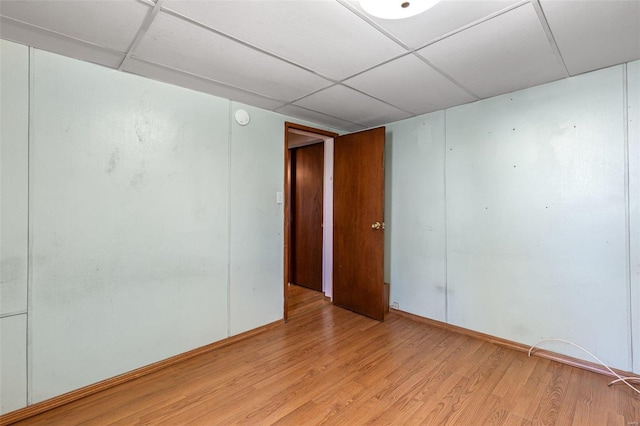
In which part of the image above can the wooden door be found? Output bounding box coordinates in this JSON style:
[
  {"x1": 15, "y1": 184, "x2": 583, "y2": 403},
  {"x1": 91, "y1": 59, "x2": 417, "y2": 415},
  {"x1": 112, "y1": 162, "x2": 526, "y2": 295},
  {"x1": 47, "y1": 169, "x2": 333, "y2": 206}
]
[
  {"x1": 333, "y1": 127, "x2": 385, "y2": 320},
  {"x1": 291, "y1": 143, "x2": 324, "y2": 292}
]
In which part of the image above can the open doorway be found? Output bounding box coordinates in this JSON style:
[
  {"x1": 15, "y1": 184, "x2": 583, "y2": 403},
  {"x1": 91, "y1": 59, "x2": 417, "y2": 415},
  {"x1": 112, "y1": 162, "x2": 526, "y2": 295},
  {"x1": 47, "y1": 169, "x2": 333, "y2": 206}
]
[
  {"x1": 284, "y1": 123, "x2": 338, "y2": 321},
  {"x1": 291, "y1": 142, "x2": 324, "y2": 293},
  {"x1": 285, "y1": 124, "x2": 388, "y2": 322}
]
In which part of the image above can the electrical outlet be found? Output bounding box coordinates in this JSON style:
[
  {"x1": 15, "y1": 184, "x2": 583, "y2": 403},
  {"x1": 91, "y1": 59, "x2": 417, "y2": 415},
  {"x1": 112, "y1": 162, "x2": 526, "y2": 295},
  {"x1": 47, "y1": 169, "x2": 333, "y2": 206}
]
[{"x1": 391, "y1": 302, "x2": 399, "y2": 310}]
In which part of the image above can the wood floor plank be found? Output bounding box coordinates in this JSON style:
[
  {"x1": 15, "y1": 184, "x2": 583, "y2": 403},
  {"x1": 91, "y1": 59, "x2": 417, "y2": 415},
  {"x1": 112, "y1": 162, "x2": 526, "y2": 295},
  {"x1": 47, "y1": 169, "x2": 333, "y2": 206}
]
[
  {"x1": 475, "y1": 394, "x2": 510, "y2": 425},
  {"x1": 11, "y1": 285, "x2": 640, "y2": 426},
  {"x1": 492, "y1": 351, "x2": 538, "y2": 399},
  {"x1": 528, "y1": 362, "x2": 570, "y2": 425}
]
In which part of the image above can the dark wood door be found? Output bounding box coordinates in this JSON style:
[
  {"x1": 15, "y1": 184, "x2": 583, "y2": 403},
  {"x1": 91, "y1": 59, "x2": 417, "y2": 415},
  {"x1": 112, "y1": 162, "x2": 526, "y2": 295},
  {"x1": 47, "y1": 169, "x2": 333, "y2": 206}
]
[
  {"x1": 333, "y1": 127, "x2": 385, "y2": 320},
  {"x1": 291, "y1": 143, "x2": 324, "y2": 292}
]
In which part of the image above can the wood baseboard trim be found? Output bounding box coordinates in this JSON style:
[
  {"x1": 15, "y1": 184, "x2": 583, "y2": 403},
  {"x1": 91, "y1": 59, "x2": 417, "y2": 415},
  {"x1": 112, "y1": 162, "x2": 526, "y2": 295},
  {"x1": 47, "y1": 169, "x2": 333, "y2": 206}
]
[
  {"x1": 390, "y1": 308, "x2": 634, "y2": 379},
  {"x1": 0, "y1": 319, "x2": 283, "y2": 426}
]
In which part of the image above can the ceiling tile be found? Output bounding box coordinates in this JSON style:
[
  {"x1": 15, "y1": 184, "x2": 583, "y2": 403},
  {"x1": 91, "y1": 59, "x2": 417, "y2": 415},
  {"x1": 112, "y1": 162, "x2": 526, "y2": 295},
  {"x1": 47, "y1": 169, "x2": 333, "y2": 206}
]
[
  {"x1": 344, "y1": 54, "x2": 476, "y2": 115},
  {"x1": 133, "y1": 11, "x2": 332, "y2": 102},
  {"x1": 294, "y1": 85, "x2": 412, "y2": 127},
  {"x1": 123, "y1": 58, "x2": 286, "y2": 111},
  {"x1": 1, "y1": 0, "x2": 636, "y2": 132},
  {"x1": 0, "y1": 17, "x2": 125, "y2": 68},
  {"x1": 276, "y1": 104, "x2": 365, "y2": 132},
  {"x1": 0, "y1": 0, "x2": 150, "y2": 52},
  {"x1": 162, "y1": 0, "x2": 407, "y2": 81},
  {"x1": 540, "y1": 0, "x2": 640, "y2": 76},
  {"x1": 345, "y1": 0, "x2": 523, "y2": 49},
  {"x1": 417, "y1": 3, "x2": 566, "y2": 99}
]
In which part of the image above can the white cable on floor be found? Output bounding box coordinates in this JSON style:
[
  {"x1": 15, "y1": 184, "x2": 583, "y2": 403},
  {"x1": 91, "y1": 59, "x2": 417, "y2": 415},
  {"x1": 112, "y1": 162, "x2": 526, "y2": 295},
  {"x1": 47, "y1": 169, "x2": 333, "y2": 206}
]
[
  {"x1": 528, "y1": 338, "x2": 640, "y2": 394},
  {"x1": 609, "y1": 377, "x2": 640, "y2": 385}
]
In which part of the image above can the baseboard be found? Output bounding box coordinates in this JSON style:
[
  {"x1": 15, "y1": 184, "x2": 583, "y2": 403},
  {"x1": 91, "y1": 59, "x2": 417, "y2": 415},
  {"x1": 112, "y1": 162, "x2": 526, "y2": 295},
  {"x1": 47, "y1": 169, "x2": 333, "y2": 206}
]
[
  {"x1": 0, "y1": 319, "x2": 283, "y2": 426},
  {"x1": 390, "y1": 308, "x2": 635, "y2": 379}
]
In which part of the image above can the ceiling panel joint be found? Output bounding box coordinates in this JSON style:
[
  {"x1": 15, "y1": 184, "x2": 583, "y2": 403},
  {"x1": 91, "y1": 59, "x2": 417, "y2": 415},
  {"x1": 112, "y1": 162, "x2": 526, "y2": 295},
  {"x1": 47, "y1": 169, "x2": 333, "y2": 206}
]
[
  {"x1": 531, "y1": 0, "x2": 570, "y2": 78},
  {"x1": 119, "y1": 0, "x2": 164, "y2": 71},
  {"x1": 158, "y1": 6, "x2": 339, "y2": 84}
]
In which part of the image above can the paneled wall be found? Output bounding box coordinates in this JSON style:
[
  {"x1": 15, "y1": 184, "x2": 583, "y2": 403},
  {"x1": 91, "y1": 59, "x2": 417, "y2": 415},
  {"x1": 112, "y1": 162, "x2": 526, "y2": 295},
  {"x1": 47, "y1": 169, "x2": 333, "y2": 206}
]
[
  {"x1": 387, "y1": 61, "x2": 640, "y2": 373},
  {"x1": 29, "y1": 49, "x2": 231, "y2": 402},
  {"x1": 446, "y1": 65, "x2": 628, "y2": 367},
  {"x1": 0, "y1": 41, "x2": 332, "y2": 413},
  {"x1": 628, "y1": 60, "x2": 640, "y2": 374},
  {"x1": 1, "y1": 40, "x2": 29, "y2": 414},
  {"x1": 385, "y1": 113, "x2": 447, "y2": 320},
  {"x1": 2, "y1": 37, "x2": 639, "y2": 416},
  {"x1": 228, "y1": 103, "x2": 287, "y2": 335}
]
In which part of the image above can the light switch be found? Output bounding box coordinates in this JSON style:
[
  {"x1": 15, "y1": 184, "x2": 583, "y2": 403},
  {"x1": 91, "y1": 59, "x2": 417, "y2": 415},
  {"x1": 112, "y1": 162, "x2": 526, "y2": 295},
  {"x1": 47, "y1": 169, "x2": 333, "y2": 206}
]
[{"x1": 276, "y1": 191, "x2": 283, "y2": 204}]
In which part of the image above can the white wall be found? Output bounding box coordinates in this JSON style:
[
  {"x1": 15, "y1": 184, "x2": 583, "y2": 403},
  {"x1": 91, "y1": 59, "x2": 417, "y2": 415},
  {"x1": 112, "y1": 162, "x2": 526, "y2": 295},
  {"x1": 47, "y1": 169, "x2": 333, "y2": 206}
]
[
  {"x1": 228, "y1": 103, "x2": 286, "y2": 335},
  {"x1": 446, "y1": 65, "x2": 628, "y2": 368},
  {"x1": 0, "y1": 315, "x2": 27, "y2": 413},
  {"x1": 28, "y1": 49, "x2": 232, "y2": 403},
  {"x1": 0, "y1": 40, "x2": 29, "y2": 414},
  {"x1": 387, "y1": 61, "x2": 640, "y2": 373},
  {"x1": 386, "y1": 113, "x2": 447, "y2": 321},
  {"x1": 0, "y1": 41, "x2": 335, "y2": 413},
  {"x1": 3, "y1": 37, "x2": 638, "y2": 414},
  {"x1": 628, "y1": 60, "x2": 640, "y2": 374}
]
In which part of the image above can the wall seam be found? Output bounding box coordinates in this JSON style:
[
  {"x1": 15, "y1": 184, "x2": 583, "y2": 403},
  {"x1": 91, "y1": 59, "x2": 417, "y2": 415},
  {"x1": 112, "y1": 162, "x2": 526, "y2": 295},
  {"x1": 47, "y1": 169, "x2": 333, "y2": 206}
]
[
  {"x1": 443, "y1": 110, "x2": 449, "y2": 324},
  {"x1": 26, "y1": 46, "x2": 33, "y2": 406},
  {"x1": 226, "y1": 101, "x2": 233, "y2": 338},
  {"x1": 0, "y1": 311, "x2": 28, "y2": 319},
  {"x1": 623, "y1": 63, "x2": 634, "y2": 370}
]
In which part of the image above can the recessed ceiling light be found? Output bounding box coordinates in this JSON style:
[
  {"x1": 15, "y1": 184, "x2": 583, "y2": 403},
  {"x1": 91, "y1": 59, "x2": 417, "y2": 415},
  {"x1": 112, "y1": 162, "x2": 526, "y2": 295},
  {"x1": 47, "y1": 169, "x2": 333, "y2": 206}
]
[{"x1": 360, "y1": 0, "x2": 441, "y2": 19}]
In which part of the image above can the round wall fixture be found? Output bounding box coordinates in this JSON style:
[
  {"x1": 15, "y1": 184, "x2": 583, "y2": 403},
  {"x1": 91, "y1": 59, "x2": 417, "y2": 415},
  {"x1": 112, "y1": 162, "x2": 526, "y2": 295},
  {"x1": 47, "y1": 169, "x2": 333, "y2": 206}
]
[{"x1": 234, "y1": 109, "x2": 250, "y2": 126}]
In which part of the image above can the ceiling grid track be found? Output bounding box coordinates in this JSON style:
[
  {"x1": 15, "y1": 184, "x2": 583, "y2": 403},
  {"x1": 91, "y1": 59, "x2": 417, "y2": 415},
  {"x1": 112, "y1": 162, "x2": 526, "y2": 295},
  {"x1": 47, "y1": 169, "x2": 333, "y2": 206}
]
[
  {"x1": 334, "y1": 50, "x2": 414, "y2": 83},
  {"x1": 411, "y1": 0, "x2": 530, "y2": 53},
  {"x1": 335, "y1": 0, "x2": 412, "y2": 50},
  {"x1": 280, "y1": 82, "x2": 342, "y2": 108},
  {"x1": 411, "y1": 54, "x2": 481, "y2": 101},
  {"x1": 338, "y1": 83, "x2": 415, "y2": 116},
  {"x1": 126, "y1": 56, "x2": 291, "y2": 107},
  {"x1": 275, "y1": 102, "x2": 366, "y2": 130},
  {"x1": 530, "y1": 0, "x2": 570, "y2": 78},
  {"x1": 0, "y1": 15, "x2": 124, "y2": 58},
  {"x1": 118, "y1": 0, "x2": 164, "y2": 71},
  {"x1": 160, "y1": 7, "x2": 339, "y2": 84}
]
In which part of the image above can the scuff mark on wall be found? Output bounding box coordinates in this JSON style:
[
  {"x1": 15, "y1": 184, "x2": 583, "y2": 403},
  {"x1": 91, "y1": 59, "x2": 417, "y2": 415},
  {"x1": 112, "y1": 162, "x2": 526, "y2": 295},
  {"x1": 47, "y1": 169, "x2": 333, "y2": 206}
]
[
  {"x1": 0, "y1": 257, "x2": 23, "y2": 283},
  {"x1": 106, "y1": 150, "x2": 120, "y2": 175},
  {"x1": 130, "y1": 171, "x2": 145, "y2": 188}
]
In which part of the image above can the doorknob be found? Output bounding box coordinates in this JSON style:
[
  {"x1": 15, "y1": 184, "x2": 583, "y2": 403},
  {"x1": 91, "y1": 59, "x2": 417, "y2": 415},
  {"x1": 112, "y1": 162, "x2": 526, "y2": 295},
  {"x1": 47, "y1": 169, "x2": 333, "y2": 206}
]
[{"x1": 371, "y1": 222, "x2": 382, "y2": 230}]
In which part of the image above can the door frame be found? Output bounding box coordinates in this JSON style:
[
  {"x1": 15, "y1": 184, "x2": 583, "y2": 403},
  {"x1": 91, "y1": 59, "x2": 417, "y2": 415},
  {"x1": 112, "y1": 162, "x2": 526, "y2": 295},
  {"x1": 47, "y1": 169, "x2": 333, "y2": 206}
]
[{"x1": 284, "y1": 122, "x2": 338, "y2": 321}]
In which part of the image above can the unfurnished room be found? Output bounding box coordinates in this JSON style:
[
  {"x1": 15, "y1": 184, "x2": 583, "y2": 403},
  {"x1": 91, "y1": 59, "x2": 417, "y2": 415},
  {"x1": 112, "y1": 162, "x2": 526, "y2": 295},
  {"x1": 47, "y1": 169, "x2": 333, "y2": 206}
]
[{"x1": 0, "y1": 0, "x2": 639, "y2": 424}]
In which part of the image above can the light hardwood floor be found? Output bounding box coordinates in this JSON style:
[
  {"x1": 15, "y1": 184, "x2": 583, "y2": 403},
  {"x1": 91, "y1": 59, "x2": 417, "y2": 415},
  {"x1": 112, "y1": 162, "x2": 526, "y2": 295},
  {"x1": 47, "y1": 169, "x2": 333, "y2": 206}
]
[{"x1": 13, "y1": 285, "x2": 640, "y2": 425}]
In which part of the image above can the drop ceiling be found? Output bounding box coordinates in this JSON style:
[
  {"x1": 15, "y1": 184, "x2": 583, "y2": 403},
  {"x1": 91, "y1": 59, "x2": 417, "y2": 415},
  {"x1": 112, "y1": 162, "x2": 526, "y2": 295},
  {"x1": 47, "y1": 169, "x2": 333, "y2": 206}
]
[{"x1": 1, "y1": 0, "x2": 639, "y2": 132}]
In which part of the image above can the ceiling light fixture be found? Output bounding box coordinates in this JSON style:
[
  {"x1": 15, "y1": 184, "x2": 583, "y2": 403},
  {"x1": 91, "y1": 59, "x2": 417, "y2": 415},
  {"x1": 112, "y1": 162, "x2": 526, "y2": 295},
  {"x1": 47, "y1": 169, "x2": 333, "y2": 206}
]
[{"x1": 359, "y1": 0, "x2": 441, "y2": 19}]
